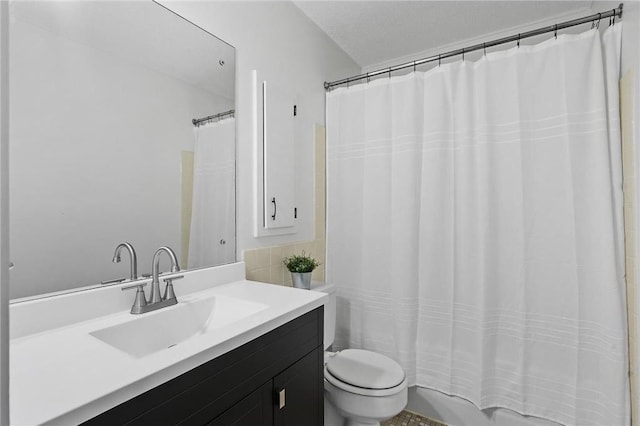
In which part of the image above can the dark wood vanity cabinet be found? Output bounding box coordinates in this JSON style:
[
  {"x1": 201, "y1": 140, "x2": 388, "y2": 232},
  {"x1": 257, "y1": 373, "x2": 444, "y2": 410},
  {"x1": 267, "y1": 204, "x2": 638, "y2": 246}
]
[
  {"x1": 84, "y1": 307, "x2": 324, "y2": 426},
  {"x1": 208, "y1": 348, "x2": 322, "y2": 426}
]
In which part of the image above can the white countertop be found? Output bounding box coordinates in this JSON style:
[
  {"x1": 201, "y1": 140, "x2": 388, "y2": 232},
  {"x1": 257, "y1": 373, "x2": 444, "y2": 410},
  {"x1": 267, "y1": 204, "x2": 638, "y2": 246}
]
[{"x1": 10, "y1": 277, "x2": 326, "y2": 425}]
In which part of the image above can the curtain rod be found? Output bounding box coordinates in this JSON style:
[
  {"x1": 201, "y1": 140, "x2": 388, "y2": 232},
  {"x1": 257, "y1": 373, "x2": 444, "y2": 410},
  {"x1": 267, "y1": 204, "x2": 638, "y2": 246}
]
[
  {"x1": 192, "y1": 109, "x2": 235, "y2": 127},
  {"x1": 324, "y1": 4, "x2": 623, "y2": 91}
]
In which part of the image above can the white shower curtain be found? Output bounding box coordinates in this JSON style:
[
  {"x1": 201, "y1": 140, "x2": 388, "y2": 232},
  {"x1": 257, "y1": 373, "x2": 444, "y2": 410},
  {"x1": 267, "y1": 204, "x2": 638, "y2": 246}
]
[
  {"x1": 188, "y1": 117, "x2": 235, "y2": 269},
  {"x1": 326, "y1": 26, "x2": 628, "y2": 426}
]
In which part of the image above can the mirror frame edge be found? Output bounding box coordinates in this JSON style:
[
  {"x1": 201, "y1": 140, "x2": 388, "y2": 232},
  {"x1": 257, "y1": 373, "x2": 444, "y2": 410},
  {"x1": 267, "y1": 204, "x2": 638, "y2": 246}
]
[{"x1": 1, "y1": 0, "x2": 10, "y2": 422}]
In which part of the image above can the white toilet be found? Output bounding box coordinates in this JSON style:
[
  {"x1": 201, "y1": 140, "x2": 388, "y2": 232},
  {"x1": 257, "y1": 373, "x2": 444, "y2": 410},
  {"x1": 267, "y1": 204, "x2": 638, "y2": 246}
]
[{"x1": 312, "y1": 283, "x2": 408, "y2": 426}]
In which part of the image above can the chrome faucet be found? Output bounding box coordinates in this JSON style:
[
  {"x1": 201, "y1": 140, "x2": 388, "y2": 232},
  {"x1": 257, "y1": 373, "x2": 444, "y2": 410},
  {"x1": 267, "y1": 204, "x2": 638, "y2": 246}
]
[
  {"x1": 150, "y1": 246, "x2": 180, "y2": 304},
  {"x1": 112, "y1": 242, "x2": 138, "y2": 281},
  {"x1": 121, "y1": 246, "x2": 183, "y2": 314},
  {"x1": 122, "y1": 243, "x2": 184, "y2": 315}
]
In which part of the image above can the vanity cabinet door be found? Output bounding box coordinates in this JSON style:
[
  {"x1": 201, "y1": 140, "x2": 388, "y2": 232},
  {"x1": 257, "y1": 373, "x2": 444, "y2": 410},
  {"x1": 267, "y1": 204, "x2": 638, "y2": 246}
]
[
  {"x1": 207, "y1": 381, "x2": 273, "y2": 426},
  {"x1": 273, "y1": 346, "x2": 323, "y2": 426}
]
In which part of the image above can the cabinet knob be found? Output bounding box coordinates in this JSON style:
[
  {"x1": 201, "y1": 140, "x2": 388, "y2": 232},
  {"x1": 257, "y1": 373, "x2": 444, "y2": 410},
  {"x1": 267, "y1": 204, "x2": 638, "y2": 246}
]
[{"x1": 279, "y1": 388, "x2": 286, "y2": 409}]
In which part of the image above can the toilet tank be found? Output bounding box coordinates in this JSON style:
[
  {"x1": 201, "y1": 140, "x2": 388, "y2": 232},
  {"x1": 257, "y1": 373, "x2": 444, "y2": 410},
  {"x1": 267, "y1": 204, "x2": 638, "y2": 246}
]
[{"x1": 310, "y1": 282, "x2": 336, "y2": 349}]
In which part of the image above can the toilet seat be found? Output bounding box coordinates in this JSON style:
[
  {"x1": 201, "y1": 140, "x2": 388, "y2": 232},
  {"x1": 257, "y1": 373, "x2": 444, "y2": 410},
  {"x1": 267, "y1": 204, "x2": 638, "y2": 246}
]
[{"x1": 324, "y1": 349, "x2": 407, "y2": 397}]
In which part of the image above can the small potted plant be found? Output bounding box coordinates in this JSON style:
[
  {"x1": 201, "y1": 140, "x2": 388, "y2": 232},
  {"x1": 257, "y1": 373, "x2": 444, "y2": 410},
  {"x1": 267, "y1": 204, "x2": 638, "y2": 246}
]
[{"x1": 283, "y1": 251, "x2": 320, "y2": 290}]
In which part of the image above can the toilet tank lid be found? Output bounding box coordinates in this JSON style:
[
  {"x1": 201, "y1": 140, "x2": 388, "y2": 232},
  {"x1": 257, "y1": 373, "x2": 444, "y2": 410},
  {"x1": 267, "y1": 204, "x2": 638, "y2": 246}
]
[{"x1": 310, "y1": 281, "x2": 335, "y2": 294}]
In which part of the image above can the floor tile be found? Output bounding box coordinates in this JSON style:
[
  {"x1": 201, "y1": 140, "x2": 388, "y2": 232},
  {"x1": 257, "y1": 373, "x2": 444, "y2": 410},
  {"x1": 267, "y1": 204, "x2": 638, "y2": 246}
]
[{"x1": 381, "y1": 410, "x2": 447, "y2": 426}]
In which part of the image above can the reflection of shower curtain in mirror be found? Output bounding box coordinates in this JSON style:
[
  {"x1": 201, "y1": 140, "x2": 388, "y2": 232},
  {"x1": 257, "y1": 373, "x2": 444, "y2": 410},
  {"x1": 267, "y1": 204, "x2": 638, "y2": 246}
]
[{"x1": 188, "y1": 118, "x2": 235, "y2": 268}]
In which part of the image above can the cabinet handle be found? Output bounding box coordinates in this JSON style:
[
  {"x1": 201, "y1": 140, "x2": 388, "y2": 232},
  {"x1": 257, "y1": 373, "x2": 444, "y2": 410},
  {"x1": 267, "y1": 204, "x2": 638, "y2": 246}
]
[
  {"x1": 271, "y1": 197, "x2": 277, "y2": 221},
  {"x1": 278, "y1": 388, "x2": 286, "y2": 409}
]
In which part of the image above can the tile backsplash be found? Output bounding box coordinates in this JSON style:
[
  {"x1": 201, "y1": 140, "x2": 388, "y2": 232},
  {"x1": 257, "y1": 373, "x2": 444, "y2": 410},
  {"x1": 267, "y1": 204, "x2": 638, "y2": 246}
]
[
  {"x1": 244, "y1": 239, "x2": 325, "y2": 286},
  {"x1": 244, "y1": 125, "x2": 326, "y2": 286}
]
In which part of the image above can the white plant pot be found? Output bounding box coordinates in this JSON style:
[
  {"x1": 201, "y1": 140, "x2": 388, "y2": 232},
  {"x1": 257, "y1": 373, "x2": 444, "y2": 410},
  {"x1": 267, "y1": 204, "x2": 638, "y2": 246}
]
[{"x1": 291, "y1": 272, "x2": 312, "y2": 289}]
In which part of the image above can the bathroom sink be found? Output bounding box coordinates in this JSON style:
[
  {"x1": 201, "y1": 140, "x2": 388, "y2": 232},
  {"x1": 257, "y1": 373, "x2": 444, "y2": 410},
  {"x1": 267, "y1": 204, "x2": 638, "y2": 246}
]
[{"x1": 90, "y1": 295, "x2": 268, "y2": 358}]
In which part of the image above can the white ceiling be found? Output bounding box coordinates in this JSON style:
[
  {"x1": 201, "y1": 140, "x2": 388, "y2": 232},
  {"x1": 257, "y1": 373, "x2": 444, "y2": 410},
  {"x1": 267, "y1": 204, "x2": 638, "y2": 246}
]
[{"x1": 293, "y1": 1, "x2": 594, "y2": 70}]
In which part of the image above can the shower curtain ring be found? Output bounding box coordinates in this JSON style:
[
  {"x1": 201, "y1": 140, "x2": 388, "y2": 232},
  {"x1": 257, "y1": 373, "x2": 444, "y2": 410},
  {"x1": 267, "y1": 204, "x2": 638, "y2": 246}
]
[
  {"x1": 483, "y1": 43, "x2": 486, "y2": 56},
  {"x1": 554, "y1": 24, "x2": 558, "y2": 39},
  {"x1": 462, "y1": 48, "x2": 465, "y2": 61},
  {"x1": 597, "y1": 13, "x2": 602, "y2": 28},
  {"x1": 517, "y1": 34, "x2": 521, "y2": 48},
  {"x1": 388, "y1": 67, "x2": 391, "y2": 79},
  {"x1": 413, "y1": 61, "x2": 416, "y2": 73},
  {"x1": 367, "y1": 73, "x2": 370, "y2": 84},
  {"x1": 438, "y1": 55, "x2": 441, "y2": 67}
]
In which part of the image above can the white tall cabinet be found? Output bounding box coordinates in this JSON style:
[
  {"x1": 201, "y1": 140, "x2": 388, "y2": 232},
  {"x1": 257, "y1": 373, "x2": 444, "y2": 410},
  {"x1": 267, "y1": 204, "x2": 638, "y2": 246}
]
[{"x1": 253, "y1": 70, "x2": 297, "y2": 237}]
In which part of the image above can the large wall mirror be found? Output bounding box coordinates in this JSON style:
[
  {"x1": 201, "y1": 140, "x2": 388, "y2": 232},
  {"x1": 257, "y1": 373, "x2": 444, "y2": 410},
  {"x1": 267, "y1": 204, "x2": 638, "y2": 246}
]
[{"x1": 9, "y1": 1, "x2": 236, "y2": 300}]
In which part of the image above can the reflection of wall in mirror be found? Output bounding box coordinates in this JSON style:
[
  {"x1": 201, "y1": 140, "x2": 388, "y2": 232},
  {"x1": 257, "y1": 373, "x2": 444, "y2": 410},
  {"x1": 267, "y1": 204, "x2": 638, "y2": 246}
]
[{"x1": 9, "y1": 18, "x2": 232, "y2": 299}]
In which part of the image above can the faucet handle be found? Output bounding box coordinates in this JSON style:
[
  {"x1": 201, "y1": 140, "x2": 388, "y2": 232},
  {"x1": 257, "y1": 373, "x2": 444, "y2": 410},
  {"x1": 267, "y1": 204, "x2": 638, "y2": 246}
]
[
  {"x1": 162, "y1": 275, "x2": 183, "y2": 302},
  {"x1": 121, "y1": 283, "x2": 147, "y2": 291},
  {"x1": 164, "y1": 274, "x2": 184, "y2": 282},
  {"x1": 102, "y1": 277, "x2": 126, "y2": 285},
  {"x1": 122, "y1": 283, "x2": 148, "y2": 314}
]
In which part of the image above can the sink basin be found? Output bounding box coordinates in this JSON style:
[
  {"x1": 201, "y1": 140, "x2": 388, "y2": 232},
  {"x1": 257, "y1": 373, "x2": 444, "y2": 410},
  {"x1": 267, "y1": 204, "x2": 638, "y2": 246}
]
[{"x1": 90, "y1": 295, "x2": 268, "y2": 358}]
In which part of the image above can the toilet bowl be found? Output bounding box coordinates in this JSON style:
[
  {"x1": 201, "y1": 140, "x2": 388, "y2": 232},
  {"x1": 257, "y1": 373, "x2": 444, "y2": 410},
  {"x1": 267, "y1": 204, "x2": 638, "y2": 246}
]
[{"x1": 311, "y1": 283, "x2": 408, "y2": 426}]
